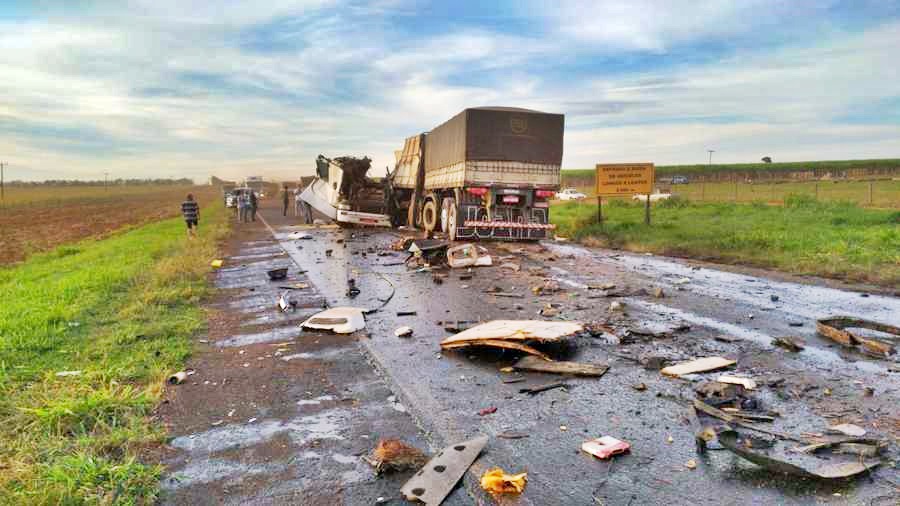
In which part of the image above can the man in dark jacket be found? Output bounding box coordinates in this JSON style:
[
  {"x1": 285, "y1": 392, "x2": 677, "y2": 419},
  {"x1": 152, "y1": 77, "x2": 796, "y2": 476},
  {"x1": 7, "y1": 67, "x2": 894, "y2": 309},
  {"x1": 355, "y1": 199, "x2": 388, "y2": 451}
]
[
  {"x1": 249, "y1": 191, "x2": 258, "y2": 221},
  {"x1": 181, "y1": 193, "x2": 200, "y2": 238},
  {"x1": 282, "y1": 183, "x2": 291, "y2": 216}
]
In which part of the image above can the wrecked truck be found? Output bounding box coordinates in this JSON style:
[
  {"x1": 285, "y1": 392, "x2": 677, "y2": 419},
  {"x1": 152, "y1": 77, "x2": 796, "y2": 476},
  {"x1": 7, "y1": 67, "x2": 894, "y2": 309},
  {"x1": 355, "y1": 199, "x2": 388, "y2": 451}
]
[
  {"x1": 299, "y1": 155, "x2": 393, "y2": 227},
  {"x1": 389, "y1": 107, "x2": 565, "y2": 240}
]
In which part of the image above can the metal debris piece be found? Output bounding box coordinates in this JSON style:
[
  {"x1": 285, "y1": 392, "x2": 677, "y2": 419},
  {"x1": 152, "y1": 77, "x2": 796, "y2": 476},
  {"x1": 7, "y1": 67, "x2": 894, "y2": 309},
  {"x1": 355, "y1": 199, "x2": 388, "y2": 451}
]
[
  {"x1": 478, "y1": 406, "x2": 497, "y2": 416},
  {"x1": 401, "y1": 435, "x2": 488, "y2": 506},
  {"x1": 301, "y1": 307, "x2": 366, "y2": 334},
  {"x1": 773, "y1": 336, "x2": 805, "y2": 352},
  {"x1": 519, "y1": 382, "x2": 568, "y2": 395},
  {"x1": 480, "y1": 467, "x2": 527, "y2": 495},
  {"x1": 582, "y1": 436, "x2": 631, "y2": 459},
  {"x1": 168, "y1": 371, "x2": 187, "y2": 384},
  {"x1": 497, "y1": 431, "x2": 529, "y2": 439},
  {"x1": 395, "y1": 326, "x2": 413, "y2": 338},
  {"x1": 817, "y1": 316, "x2": 899, "y2": 357},
  {"x1": 439, "y1": 320, "x2": 583, "y2": 360},
  {"x1": 364, "y1": 439, "x2": 428, "y2": 475},
  {"x1": 513, "y1": 355, "x2": 608, "y2": 377},
  {"x1": 717, "y1": 375, "x2": 757, "y2": 390},
  {"x1": 827, "y1": 423, "x2": 867, "y2": 437},
  {"x1": 661, "y1": 357, "x2": 736, "y2": 378}
]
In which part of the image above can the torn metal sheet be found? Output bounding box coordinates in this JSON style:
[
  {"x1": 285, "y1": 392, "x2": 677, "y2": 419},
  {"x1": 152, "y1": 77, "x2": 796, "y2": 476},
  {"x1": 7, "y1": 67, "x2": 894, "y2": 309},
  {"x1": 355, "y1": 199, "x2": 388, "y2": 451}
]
[
  {"x1": 718, "y1": 430, "x2": 881, "y2": 480},
  {"x1": 661, "y1": 357, "x2": 736, "y2": 378},
  {"x1": 816, "y1": 316, "x2": 899, "y2": 357},
  {"x1": 513, "y1": 355, "x2": 608, "y2": 376},
  {"x1": 442, "y1": 339, "x2": 552, "y2": 361},
  {"x1": 401, "y1": 435, "x2": 488, "y2": 506},
  {"x1": 300, "y1": 307, "x2": 366, "y2": 334},
  {"x1": 440, "y1": 320, "x2": 583, "y2": 353}
]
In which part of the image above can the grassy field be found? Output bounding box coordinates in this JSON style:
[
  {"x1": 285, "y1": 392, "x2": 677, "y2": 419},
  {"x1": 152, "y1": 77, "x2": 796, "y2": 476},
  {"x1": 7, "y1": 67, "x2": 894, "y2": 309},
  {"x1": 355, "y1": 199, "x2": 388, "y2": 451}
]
[
  {"x1": 557, "y1": 179, "x2": 900, "y2": 208},
  {"x1": 0, "y1": 185, "x2": 219, "y2": 264},
  {"x1": 0, "y1": 203, "x2": 228, "y2": 504},
  {"x1": 561, "y1": 158, "x2": 900, "y2": 180},
  {"x1": 551, "y1": 195, "x2": 900, "y2": 287}
]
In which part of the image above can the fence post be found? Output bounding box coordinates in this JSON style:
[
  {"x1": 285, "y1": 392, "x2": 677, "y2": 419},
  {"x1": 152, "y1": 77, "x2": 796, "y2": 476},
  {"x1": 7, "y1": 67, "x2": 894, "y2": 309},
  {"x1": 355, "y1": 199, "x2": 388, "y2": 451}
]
[{"x1": 868, "y1": 181, "x2": 873, "y2": 206}]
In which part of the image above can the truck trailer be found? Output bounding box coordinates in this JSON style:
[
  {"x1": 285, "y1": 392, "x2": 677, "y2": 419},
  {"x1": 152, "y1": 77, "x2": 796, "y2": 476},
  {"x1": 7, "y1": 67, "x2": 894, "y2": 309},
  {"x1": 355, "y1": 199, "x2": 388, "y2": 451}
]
[{"x1": 389, "y1": 106, "x2": 564, "y2": 240}]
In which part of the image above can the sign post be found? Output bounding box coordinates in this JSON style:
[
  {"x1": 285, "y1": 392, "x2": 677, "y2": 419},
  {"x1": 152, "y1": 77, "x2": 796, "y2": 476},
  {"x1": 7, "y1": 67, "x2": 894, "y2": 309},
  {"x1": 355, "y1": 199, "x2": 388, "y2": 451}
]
[{"x1": 595, "y1": 162, "x2": 655, "y2": 225}]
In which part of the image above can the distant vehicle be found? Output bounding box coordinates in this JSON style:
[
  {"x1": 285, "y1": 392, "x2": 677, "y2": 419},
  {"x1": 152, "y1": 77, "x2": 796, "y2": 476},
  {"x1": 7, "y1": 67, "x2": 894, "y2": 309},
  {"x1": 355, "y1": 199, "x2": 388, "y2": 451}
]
[
  {"x1": 632, "y1": 192, "x2": 672, "y2": 202},
  {"x1": 556, "y1": 188, "x2": 587, "y2": 200},
  {"x1": 671, "y1": 176, "x2": 689, "y2": 184}
]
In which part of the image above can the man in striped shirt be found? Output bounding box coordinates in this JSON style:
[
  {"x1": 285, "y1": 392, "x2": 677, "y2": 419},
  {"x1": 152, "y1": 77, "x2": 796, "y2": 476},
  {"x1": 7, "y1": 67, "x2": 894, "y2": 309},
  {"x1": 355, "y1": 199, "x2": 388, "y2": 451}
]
[{"x1": 181, "y1": 193, "x2": 200, "y2": 238}]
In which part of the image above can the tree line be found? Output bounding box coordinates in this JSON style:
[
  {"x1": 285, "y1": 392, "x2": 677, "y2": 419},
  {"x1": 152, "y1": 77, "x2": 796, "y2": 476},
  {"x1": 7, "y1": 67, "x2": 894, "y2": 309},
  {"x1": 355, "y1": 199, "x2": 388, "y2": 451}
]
[{"x1": 6, "y1": 178, "x2": 197, "y2": 187}]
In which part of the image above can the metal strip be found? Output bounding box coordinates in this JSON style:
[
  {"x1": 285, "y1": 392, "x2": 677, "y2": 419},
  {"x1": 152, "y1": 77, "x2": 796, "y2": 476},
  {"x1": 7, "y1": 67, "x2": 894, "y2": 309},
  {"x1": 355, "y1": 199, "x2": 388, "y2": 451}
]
[{"x1": 401, "y1": 435, "x2": 488, "y2": 506}]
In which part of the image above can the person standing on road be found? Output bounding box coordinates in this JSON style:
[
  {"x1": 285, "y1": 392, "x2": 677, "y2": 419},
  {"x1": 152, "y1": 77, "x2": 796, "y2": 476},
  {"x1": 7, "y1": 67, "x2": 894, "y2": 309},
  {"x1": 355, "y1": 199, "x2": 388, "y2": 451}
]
[
  {"x1": 237, "y1": 190, "x2": 250, "y2": 223},
  {"x1": 249, "y1": 190, "x2": 258, "y2": 222},
  {"x1": 181, "y1": 193, "x2": 200, "y2": 238},
  {"x1": 282, "y1": 183, "x2": 291, "y2": 216}
]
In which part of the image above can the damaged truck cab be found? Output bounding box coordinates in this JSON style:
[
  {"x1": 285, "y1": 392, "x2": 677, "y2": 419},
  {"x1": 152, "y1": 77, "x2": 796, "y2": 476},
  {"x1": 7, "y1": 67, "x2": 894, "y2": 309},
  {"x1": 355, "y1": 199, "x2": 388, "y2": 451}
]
[{"x1": 390, "y1": 107, "x2": 565, "y2": 240}]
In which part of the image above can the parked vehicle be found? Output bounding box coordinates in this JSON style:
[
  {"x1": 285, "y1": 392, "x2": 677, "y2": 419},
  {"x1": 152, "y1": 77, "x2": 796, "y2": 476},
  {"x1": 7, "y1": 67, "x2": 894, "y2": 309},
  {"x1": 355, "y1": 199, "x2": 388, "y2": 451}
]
[
  {"x1": 632, "y1": 191, "x2": 672, "y2": 202},
  {"x1": 671, "y1": 176, "x2": 689, "y2": 184},
  {"x1": 556, "y1": 188, "x2": 586, "y2": 200},
  {"x1": 388, "y1": 107, "x2": 565, "y2": 240}
]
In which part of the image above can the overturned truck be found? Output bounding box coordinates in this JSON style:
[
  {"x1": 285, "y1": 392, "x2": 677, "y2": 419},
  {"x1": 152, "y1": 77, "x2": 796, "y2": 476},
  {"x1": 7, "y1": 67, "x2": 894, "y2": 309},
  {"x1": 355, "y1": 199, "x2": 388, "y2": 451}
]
[
  {"x1": 391, "y1": 107, "x2": 565, "y2": 240},
  {"x1": 300, "y1": 155, "x2": 392, "y2": 227}
]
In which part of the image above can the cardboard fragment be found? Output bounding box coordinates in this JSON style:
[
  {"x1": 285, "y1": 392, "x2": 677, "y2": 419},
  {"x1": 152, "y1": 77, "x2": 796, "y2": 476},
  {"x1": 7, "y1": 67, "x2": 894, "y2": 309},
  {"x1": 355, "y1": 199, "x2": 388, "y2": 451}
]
[
  {"x1": 661, "y1": 357, "x2": 735, "y2": 377},
  {"x1": 513, "y1": 356, "x2": 608, "y2": 376}
]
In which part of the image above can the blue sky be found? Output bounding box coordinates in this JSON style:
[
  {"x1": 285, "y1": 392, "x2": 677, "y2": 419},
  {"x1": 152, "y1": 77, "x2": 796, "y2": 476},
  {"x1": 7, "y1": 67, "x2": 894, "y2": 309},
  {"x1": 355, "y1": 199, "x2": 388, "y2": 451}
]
[{"x1": 1, "y1": 0, "x2": 899, "y2": 181}]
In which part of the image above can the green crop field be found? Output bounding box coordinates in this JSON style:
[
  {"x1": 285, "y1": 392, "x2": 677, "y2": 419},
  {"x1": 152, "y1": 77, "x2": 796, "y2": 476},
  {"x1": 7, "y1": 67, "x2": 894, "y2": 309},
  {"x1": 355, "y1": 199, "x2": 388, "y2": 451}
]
[
  {"x1": 551, "y1": 196, "x2": 900, "y2": 287},
  {"x1": 0, "y1": 203, "x2": 228, "y2": 504}
]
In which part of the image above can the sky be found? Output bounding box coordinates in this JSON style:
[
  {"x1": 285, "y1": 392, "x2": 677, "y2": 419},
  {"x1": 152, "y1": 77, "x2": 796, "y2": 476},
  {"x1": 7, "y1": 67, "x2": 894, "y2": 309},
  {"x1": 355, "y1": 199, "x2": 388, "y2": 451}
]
[{"x1": 1, "y1": 1, "x2": 899, "y2": 182}]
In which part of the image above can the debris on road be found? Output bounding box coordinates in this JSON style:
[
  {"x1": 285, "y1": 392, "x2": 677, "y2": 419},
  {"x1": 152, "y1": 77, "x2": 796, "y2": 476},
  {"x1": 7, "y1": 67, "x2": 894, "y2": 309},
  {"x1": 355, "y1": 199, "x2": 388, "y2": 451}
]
[
  {"x1": 478, "y1": 406, "x2": 498, "y2": 416},
  {"x1": 817, "y1": 316, "x2": 899, "y2": 357},
  {"x1": 446, "y1": 243, "x2": 479, "y2": 268},
  {"x1": 772, "y1": 336, "x2": 805, "y2": 352},
  {"x1": 532, "y1": 279, "x2": 561, "y2": 295},
  {"x1": 827, "y1": 423, "x2": 867, "y2": 437},
  {"x1": 480, "y1": 467, "x2": 528, "y2": 495},
  {"x1": 497, "y1": 431, "x2": 529, "y2": 439},
  {"x1": 301, "y1": 307, "x2": 366, "y2": 333},
  {"x1": 661, "y1": 357, "x2": 736, "y2": 378},
  {"x1": 513, "y1": 356, "x2": 609, "y2": 377},
  {"x1": 278, "y1": 291, "x2": 297, "y2": 312},
  {"x1": 685, "y1": 459, "x2": 697, "y2": 470},
  {"x1": 346, "y1": 278, "x2": 361, "y2": 298},
  {"x1": 632, "y1": 382, "x2": 647, "y2": 391},
  {"x1": 401, "y1": 435, "x2": 488, "y2": 506},
  {"x1": 609, "y1": 301, "x2": 625, "y2": 312},
  {"x1": 653, "y1": 287, "x2": 665, "y2": 298},
  {"x1": 289, "y1": 231, "x2": 313, "y2": 240},
  {"x1": 501, "y1": 262, "x2": 521, "y2": 272},
  {"x1": 363, "y1": 438, "x2": 428, "y2": 474},
  {"x1": 539, "y1": 303, "x2": 559, "y2": 317},
  {"x1": 394, "y1": 326, "x2": 413, "y2": 338},
  {"x1": 519, "y1": 382, "x2": 568, "y2": 395},
  {"x1": 168, "y1": 371, "x2": 187, "y2": 384},
  {"x1": 440, "y1": 320, "x2": 584, "y2": 360},
  {"x1": 397, "y1": 311, "x2": 417, "y2": 317},
  {"x1": 717, "y1": 375, "x2": 757, "y2": 390},
  {"x1": 266, "y1": 267, "x2": 288, "y2": 281},
  {"x1": 54, "y1": 370, "x2": 82, "y2": 378},
  {"x1": 210, "y1": 259, "x2": 223, "y2": 268},
  {"x1": 581, "y1": 436, "x2": 631, "y2": 459}
]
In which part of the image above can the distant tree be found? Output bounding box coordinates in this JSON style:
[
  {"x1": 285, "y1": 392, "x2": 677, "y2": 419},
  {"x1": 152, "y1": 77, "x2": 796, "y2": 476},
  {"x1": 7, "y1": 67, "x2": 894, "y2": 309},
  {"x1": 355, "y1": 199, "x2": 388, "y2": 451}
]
[{"x1": 761, "y1": 156, "x2": 772, "y2": 164}]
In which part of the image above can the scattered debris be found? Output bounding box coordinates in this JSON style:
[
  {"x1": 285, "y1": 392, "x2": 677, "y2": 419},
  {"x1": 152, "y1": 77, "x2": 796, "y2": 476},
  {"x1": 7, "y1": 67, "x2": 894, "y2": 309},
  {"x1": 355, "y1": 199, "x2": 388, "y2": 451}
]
[
  {"x1": 770, "y1": 294, "x2": 780, "y2": 302},
  {"x1": 401, "y1": 435, "x2": 488, "y2": 505},
  {"x1": 827, "y1": 423, "x2": 867, "y2": 437},
  {"x1": 714, "y1": 335, "x2": 739, "y2": 343},
  {"x1": 497, "y1": 431, "x2": 529, "y2": 439},
  {"x1": 773, "y1": 336, "x2": 805, "y2": 352},
  {"x1": 661, "y1": 357, "x2": 736, "y2": 378},
  {"x1": 54, "y1": 370, "x2": 82, "y2": 377},
  {"x1": 539, "y1": 304, "x2": 559, "y2": 317},
  {"x1": 346, "y1": 278, "x2": 361, "y2": 298},
  {"x1": 685, "y1": 459, "x2": 697, "y2": 470},
  {"x1": 210, "y1": 259, "x2": 223, "y2": 268},
  {"x1": 519, "y1": 382, "x2": 568, "y2": 395},
  {"x1": 502, "y1": 377, "x2": 526, "y2": 384},
  {"x1": 266, "y1": 267, "x2": 288, "y2": 281},
  {"x1": 653, "y1": 287, "x2": 665, "y2": 298},
  {"x1": 717, "y1": 375, "x2": 757, "y2": 390},
  {"x1": 632, "y1": 383, "x2": 647, "y2": 391},
  {"x1": 290, "y1": 231, "x2": 313, "y2": 240},
  {"x1": 394, "y1": 326, "x2": 413, "y2": 338},
  {"x1": 446, "y1": 243, "x2": 480, "y2": 268},
  {"x1": 817, "y1": 316, "x2": 899, "y2": 357},
  {"x1": 168, "y1": 371, "x2": 187, "y2": 384},
  {"x1": 512, "y1": 356, "x2": 608, "y2": 377},
  {"x1": 581, "y1": 436, "x2": 631, "y2": 459},
  {"x1": 588, "y1": 283, "x2": 616, "y2": 290},
  {"x1": 532, "y1": 279, "x2": 561, "y2": 295},
  {"x1": 324, "y1": 249, "x2": 333, "y2": 257},
  {"x1": 397, "y1": 311, "x2": 417, "y2": 317},
  {"x1": 301, "y1": 307, "x2": 366, "y2": 334},
  {"x1": 278, "y1": 292, "x2": 297, "y2": 312},
  {"x1": 364, "y1": 439, "x2": 428, "y2": 474},
  {"x1": 478, "y1": 406, "x2": 498, "y2": 416},
  {"x1": 608, "y1": 301, "x2": 625, "y2": 312},
  {"x1": 480, "y1": 468, "x2": 528, "y2": 495},
  {"x1": 440, "y1": 320, "x2": 584, "y2": 360},
  {"x1": 673, "y1": 277, "x2": 691, "y2": 285}
]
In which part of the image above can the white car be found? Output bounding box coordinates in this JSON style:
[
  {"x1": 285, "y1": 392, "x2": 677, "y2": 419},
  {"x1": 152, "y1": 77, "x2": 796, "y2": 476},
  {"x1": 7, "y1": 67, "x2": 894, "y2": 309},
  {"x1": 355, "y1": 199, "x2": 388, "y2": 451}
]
[
  {"x1": 632, "y1": 192, "x2": 672, "y2": 202},
  {"x1": 555, "y1": 188, "x2": 587, "y2": 200}
]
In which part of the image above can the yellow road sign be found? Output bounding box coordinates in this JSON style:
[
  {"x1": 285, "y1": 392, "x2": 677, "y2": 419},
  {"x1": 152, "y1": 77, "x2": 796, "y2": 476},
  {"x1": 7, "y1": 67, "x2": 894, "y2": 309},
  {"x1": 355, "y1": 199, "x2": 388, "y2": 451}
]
[{"x1": 595, "y1": 163, "x2": 654, "y2": 196}]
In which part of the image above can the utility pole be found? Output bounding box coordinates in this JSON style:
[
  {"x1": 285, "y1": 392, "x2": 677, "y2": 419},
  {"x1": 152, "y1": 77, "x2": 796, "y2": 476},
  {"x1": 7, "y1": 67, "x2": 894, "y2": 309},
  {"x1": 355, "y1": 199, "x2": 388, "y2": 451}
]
[
  {"x1": 707, "y1": 149, "x2": 715, "y2": 166},
  {"x1": 104, "y1": 171, "x2": 109, "y2": 191},
  {"x1": 0, "y1": 161, "x2": 5, "y2": 202}
]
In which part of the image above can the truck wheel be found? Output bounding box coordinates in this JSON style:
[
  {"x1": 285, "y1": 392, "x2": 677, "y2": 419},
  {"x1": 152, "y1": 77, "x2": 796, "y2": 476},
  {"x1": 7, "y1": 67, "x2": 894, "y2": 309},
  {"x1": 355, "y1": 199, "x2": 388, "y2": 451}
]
[
  {"x1": 446, "y1": 199, "x2": 458, "y2": 241},
  {"x1": 422, "y1": 199, "x2": 438, "y2": 233}
]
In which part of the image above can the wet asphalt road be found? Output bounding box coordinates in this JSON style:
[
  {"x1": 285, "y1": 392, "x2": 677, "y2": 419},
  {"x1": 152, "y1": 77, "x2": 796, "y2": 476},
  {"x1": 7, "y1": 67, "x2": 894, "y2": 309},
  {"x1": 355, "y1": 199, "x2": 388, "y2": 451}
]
[{"x1": 267, "y1": 217, "x2": 900, "y2": 505}]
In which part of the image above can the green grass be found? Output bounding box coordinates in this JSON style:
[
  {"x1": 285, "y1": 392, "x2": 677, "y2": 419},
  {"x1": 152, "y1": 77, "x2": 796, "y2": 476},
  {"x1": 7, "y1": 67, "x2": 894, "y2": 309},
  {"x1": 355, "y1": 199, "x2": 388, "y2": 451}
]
[
  {"x1": 0, "y1": 203, "x2": 229, "y2": 504},
  {"x1": 561, "y1": 158, "x2": 900, "y2": 180},
  {"x1": 551, "y1": 195, "x2": 900, "y2": 287}
]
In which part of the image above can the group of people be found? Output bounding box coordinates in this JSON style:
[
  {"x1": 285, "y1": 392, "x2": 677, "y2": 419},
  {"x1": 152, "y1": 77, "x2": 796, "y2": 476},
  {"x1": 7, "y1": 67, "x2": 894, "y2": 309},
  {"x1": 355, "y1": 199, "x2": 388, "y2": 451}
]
[
  {"x1": 281, "y1": 183, "x2": 313, "y2": 223},
  {"x1": 180, "y1": 184, "x2": 315, "y2": 238}
]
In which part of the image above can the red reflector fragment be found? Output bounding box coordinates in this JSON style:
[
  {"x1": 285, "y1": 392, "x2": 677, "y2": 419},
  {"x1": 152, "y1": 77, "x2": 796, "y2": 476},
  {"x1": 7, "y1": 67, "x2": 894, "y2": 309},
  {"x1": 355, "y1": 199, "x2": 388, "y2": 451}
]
[
  {"x1": 501, "y1": 195, "x2": 520, "y2": 204},
  {"x1": 535, "y1": 190, "x2": 555, "y2": 198},
  {"x1": 466, "y1": 187, "x2": 489, "y2": 196}
]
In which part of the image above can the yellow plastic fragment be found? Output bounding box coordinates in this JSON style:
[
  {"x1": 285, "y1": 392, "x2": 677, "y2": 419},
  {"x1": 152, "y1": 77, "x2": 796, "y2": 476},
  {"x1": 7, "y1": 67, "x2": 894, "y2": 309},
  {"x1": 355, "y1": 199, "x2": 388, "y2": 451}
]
[
  {"x1": 480, "y1": 467, "x2": 528, "y2": 494},
  {"x1": 210, "y1": 259, "x2": 224, "y2": 268}
]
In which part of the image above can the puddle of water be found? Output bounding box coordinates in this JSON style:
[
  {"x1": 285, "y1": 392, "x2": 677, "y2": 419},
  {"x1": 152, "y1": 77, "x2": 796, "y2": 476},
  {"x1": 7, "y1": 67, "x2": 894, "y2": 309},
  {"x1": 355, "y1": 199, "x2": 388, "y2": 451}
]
[
  {"x1": 216, "y1": 326, "x2": 303, "y2": 348},
  {"x1": 163, "y1": 459, "x2": 279, "y2": 490}
]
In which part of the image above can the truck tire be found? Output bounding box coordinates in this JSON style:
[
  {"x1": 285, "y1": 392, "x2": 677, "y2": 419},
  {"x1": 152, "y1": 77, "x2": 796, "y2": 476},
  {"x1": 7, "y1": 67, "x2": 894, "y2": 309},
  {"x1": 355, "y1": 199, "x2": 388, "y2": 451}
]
[
  {"x1": 442, "y1": 198, "x2": 458, "y2": 241},
  {"x1": 422, "y1": 199, "x2": 438, "y2": 233}
]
